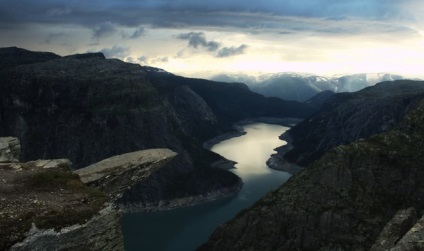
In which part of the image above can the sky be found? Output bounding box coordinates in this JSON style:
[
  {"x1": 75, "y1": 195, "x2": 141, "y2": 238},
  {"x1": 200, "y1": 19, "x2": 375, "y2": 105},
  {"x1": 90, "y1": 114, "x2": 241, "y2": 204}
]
[{"x1": 1, "y1": 0, "x2": 424, "y2": 78}]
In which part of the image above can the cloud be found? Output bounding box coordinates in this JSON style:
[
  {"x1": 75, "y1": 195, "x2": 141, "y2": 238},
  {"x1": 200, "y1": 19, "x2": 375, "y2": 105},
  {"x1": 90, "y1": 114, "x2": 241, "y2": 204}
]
[
  {"x1": 136, "y1": 56, "x2": 168, "y2": 65},
  {"x1": 92, "y1": 22, "x2": 117, "y2": 41},
  {"x1": 177, "y1": 32, "x2": 220, "y2": 51},
  {"x1": 217, "y1": 45, "x2": 247, "y2": 58},
  {"x1": 130, "y1": 27, "x2": 145, "y2": 39},
  {"x1": 137, "y1": 56, "x2": 148, "y2": 63},
  {"x1": 0, "y1": 0, "x2": 419, "y2": 40},
  {"x1": 98, "y1": 45, "x2": 130, "y2": 58},
  {"x1": 44, "y1": 32, "x2": 66, "y2": 44},
  {"x1": 0, "y1": 1, "x2": 420, "y2": 29},
  {"x1": 176, "y1": 31, "x2": 248, "y2": 58},
  {"x1": 152, "y1": 56, "x2": 169, "y2": 63},
  {"x1": 46, "y1": 7, "x2": 72, "y2": 17}
]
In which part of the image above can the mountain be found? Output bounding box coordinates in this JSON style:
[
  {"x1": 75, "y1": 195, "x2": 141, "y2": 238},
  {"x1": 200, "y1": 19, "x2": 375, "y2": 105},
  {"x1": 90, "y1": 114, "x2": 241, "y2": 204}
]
[
  {"x1": 278, "y1": 80, "x2": 424, "y2": 167},
  {"x1": 208, "y1": 73, "x2": 257, "y2": 86},
  {"x1": 334, "y1": 73, "x2": 403, "y2": 92},
  {"x1": 304, "y1": 90, "x2": 335, "y2": 108},
  {"x1": 0, "y1": 46, "x2": 61, "y2": 70},
  {"x1": 200, "y1": 86, "x2": 424, "y2": 251},
  {"x1": 146, "y1": 68, "x2": 314, "y2": 124},
  {"x1": 212, "y1": 72, "x2": 407, "y2": 102},
  {"x1": 0, "y1": 47, "x2": 315, "y2": 211}
]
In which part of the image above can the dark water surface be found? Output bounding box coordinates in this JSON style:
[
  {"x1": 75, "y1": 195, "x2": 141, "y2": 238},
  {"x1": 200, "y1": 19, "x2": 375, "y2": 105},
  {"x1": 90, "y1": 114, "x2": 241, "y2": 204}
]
[{"x1": 122, "y1": 123, "x2": 292, "y2": 250}]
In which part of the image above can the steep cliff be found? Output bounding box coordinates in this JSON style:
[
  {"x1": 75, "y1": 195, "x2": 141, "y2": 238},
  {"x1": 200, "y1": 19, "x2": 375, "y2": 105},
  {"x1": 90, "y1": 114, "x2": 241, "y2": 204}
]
[
  {"x1": 282, "y1": 80, "x2": 424, "y2": 167},
  {"x1": 200, "y1": 98, "x2": 424, "y2": 250},
  {"x1": 1, "y1": 137, "x2": 176, "y2": 250}
]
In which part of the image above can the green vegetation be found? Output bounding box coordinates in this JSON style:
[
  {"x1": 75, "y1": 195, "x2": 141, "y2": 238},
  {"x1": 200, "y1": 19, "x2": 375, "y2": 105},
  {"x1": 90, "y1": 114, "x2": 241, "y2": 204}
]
[{"x1": 27, "y1": 168, "x2": 81, "y2": 191}]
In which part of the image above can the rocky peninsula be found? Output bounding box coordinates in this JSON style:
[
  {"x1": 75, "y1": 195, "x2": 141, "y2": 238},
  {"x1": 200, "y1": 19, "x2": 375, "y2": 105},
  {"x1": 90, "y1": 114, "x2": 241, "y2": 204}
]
[{"x1": 0, "y1": 137, "x2": 176, "y2": 250}]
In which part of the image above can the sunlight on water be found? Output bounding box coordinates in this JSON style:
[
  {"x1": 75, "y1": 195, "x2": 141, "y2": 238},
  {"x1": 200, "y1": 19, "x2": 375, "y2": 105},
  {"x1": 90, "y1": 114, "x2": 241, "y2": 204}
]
[
  {"x1": 122, "y1": 123, "x2": 291, "y2": 251},
  {"x1": 211, "y1": 123, "x2": 288, "y2": 177}
]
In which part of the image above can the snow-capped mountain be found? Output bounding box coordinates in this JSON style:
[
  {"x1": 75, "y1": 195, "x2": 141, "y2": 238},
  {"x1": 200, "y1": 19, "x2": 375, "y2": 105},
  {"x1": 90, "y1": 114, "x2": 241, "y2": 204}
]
[{"x1": 211, "y1": 72, "x2": 410, "y2": 102}]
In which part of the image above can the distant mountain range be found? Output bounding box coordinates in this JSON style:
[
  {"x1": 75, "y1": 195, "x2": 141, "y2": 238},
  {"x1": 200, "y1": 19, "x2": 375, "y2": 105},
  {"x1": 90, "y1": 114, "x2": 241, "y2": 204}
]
[{"x1": 212, "y1": 72, "x2": 411, "y2": 102}]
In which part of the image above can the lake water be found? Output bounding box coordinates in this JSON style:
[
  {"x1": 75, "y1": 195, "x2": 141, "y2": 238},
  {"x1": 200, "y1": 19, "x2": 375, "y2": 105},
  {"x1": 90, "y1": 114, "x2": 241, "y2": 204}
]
[{"x1": 122, "y1": 123, "x2": 292, "y2": 250}]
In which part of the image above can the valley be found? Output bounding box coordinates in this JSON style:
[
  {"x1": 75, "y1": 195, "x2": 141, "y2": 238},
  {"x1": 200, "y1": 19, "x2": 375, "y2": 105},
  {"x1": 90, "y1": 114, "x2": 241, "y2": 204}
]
[
  {"x1": 122, "y1": 123, "x2": 292, "y2": 250},
  {"x1": 1, "y1": 47, "x2": 424, "y2": 250}
]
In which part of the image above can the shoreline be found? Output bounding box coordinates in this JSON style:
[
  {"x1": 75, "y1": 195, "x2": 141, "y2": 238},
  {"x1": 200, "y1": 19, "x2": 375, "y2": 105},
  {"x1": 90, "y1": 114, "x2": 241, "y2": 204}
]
[
  {"x1": 122, "y1": 117, "x2": 303, "y2": 212},
  {"x1": 203, "y1": 117, "x2": 303, "y2": 151},
  {"x1": 266, "y1": 132, "x2": 304, "y2": 174},
  {"x1": 236, "y1": 117, "x2": 303, "y2": 127},
  {"x1": 118, "y1": 180, "x2": 243, "y2": 213}
]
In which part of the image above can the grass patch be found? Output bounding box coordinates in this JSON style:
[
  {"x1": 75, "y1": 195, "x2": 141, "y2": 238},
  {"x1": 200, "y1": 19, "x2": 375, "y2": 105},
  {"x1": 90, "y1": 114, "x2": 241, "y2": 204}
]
[
  {"x1": 27, "y1": 168, "x2": 82, "y2": 191},
  {"x1": 1, "y1": 167, "x2": 109, "y2": 250}
]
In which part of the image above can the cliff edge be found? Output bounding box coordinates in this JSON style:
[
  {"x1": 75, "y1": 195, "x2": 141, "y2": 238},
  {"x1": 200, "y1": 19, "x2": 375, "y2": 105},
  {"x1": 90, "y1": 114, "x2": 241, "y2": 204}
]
[{"x1": 0, "y1": 137, "x2": 175, "y2": 250}]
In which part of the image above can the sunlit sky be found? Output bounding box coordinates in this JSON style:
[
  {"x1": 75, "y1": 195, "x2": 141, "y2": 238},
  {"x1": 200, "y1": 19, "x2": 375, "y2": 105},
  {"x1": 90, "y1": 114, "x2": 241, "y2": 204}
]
[{"x1": 1, "y1": 0, "x2": 424, "y2": 78}]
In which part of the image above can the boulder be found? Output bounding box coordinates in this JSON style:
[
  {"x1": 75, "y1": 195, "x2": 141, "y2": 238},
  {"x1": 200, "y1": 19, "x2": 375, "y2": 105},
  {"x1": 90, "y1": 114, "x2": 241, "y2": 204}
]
[
  {"x1": 371, "y1": 207, "x2": 417, "y2": 251},
  {"x1": 392, "y1": 215, "x2": 424, "y2": 251},
  {"x1": 0, "y1": 137, "x2": 20, "y2": 163}
]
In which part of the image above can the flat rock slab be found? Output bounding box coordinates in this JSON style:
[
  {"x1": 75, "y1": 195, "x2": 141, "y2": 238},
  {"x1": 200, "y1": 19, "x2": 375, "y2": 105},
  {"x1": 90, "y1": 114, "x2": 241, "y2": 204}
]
[{"x1": 74, "y1": 149, "x2": 177, "y2": 198}]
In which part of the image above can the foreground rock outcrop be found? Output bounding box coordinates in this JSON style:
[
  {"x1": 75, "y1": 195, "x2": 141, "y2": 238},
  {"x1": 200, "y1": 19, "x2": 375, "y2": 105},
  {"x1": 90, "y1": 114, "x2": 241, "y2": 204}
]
[
  {"x1": 9, "y1": 204, "x2": 123, "y2": 251},
  {"x1": 200, "y1": 98, "x2": 424, "y2": 250},
  {"x1": 0, "y1": 137, "x2": 175, "y2": 250},
  {"x1": 75, "y1": 149, "x2": 176, "y2": 200}
]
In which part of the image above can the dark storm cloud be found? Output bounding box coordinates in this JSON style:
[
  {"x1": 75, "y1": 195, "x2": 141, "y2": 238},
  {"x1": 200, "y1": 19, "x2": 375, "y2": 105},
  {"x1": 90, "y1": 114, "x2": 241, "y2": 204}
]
[
  {"x1": 0, "y1": 0, "x2": 414, "y2": 32},
  {"x1": 177, "y1": 32, "x2": 247, "y2": 58},
  {"x1": 217, "y1": 45, "x2": 247, "y2": 58},
  {"x1": 130, "y1": 27, "x2": 145, "y2": 39},
  {"x1": 177, "y1": 32, "x2": 220, "y2": 51},
  {"x1": 92, "y1": 22, "x2": 117, "y2": 41}
]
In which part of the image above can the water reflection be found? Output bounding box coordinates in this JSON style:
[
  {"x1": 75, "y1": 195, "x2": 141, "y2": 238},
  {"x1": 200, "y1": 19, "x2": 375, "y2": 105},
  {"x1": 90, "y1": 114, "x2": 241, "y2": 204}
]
[
  {"x1": 122, "y1": 123, "x2": 291, "y2": 251},
  {"x1": 212, "y1": 123, "x2": 288, "y2": 178}
]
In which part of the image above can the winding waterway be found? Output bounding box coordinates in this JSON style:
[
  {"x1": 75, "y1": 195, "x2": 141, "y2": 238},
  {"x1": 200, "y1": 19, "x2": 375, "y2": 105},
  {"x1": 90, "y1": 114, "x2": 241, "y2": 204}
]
[{"x1": 122, "y1": 123, "x2": 292, "y2": 250}]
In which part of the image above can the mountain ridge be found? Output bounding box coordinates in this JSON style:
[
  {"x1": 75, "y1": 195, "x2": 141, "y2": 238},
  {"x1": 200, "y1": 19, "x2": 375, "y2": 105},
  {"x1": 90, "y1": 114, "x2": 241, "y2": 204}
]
[
  {"x1": 212, "y1": 72, "x2": 409, "y2": 102},
  {"x1": 279, "y1": 80, "x2": 424, "y2": 168}
]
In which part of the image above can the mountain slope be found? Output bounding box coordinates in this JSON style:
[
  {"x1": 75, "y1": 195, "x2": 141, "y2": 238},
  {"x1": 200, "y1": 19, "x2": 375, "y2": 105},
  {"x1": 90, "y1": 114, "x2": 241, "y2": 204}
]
[
  {"x1": 146, "y1": 68, "x2": 315, "y2": 124},
  {"x1": 200, "y1": 94, "x2": 424, "y2": 251},
  {"x1": 282, "y1": 80, "x2": 424, "y2": 167},
  {"x1": 0, "y1": 49, "x2": 239, "y2": 210},
  {"x1": 0, "y1": 47, "x2": 315, "y2": 210}
]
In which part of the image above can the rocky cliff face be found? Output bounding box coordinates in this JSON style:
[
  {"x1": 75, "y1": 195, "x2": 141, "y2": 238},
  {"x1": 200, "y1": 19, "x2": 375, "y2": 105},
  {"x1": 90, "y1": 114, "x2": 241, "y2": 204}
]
[
  {"x1": 1, "y1": 137, "x2": 175, "y2": 250},
  {"x1": 200, "y1": 98, "x2": 424, "y2": 250},
  {"x1": 282, "y1": 80, "x2": 424, "y2": 167},
  {"x1": 9, "y1": 204, "x2": 123, "y2": 251}
]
